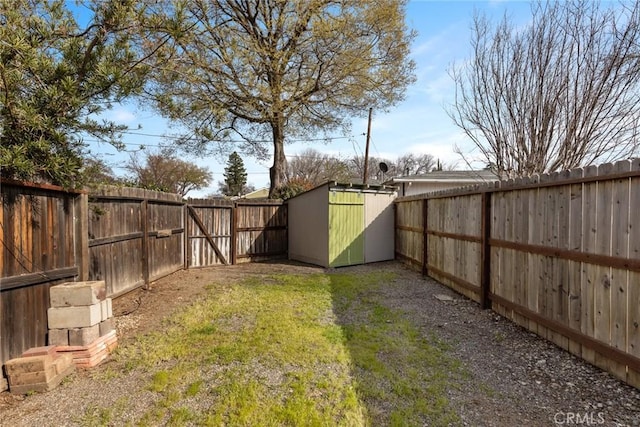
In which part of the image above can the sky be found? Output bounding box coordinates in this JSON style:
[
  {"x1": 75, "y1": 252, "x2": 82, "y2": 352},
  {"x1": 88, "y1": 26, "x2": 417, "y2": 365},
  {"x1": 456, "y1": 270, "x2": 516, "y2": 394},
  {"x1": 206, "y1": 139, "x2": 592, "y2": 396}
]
[{"x1": 91, "y1": 0, "x2": 533, "y2": 197}]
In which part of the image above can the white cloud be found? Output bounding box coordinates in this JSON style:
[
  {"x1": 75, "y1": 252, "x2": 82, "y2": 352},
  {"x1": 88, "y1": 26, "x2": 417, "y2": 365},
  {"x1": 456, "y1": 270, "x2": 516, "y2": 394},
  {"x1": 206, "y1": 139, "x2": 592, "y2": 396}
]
[{"x1": 106, "y1": 108, "x2": 137, "y2": 124}]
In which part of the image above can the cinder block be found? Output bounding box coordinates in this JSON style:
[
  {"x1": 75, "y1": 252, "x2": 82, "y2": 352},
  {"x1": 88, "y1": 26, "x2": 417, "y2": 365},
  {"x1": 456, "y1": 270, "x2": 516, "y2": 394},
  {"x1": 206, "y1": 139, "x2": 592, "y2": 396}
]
[
  {"x1": 68, "y1": 324, "x2": 100, "y2": 346},
  {"x1": 99, "y1": 319, "x2": 114, "y2": 336},
  {"x1": 4, "y1": 356, "x2": 53, "y2": 376},
  {"x1": 50, "y1": 281, "x2": 106, "y2": 307},
  {"x1": 8, "y1": 365, "x2": 56, "y2": 387},
  {"x1": 48, "y1": 304, "x2": 102, "y2": 329},
  {"x1": 48, "y1": 329, "x2": 69, "y2": 346},
  {"x1": 100, "y1": 298, "x2": 113, "y2": 321}
]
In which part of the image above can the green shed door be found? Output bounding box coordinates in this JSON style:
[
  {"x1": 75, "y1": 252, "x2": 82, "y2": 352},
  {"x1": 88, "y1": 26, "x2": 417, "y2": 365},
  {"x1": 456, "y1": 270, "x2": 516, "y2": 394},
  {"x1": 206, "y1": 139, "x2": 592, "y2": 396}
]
[{"x1": 328, "y1": 191, "x2": 364, "y2": 267}]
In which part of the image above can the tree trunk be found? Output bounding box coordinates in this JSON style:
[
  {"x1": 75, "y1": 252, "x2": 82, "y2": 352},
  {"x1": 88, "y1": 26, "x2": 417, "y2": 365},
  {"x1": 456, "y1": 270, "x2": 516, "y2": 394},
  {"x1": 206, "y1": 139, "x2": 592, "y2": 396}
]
[{"x1": 269, "y1": 117, "x2": 287, "y2": 198}]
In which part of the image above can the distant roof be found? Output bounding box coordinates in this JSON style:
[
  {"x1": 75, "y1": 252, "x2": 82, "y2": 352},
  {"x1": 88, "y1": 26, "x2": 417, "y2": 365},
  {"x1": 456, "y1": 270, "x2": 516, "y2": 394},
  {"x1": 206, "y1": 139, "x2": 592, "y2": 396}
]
[
  {"x1": 384, "y1": 170, "x2": 499, "y2": 185},
  {"x1": 241, "y1": 187, "x2": 269, "y2": 199}
]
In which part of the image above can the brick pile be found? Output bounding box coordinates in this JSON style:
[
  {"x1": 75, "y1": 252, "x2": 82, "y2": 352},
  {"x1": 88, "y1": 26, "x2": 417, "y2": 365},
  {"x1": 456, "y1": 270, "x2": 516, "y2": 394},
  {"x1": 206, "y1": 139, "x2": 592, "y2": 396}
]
[
  {"x1": 4, "y1": 346, "x2": 75, "y2": 395},
  {"x1": 47, "y1": 280, "x2": 118, "y2": 369}
]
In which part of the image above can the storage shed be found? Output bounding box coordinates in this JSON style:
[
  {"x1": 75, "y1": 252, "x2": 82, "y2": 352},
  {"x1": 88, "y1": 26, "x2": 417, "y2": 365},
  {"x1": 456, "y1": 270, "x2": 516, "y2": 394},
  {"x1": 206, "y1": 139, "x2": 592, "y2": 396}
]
[{"x1": 287, "y1": 182, "x2": 397, "y2": 267}]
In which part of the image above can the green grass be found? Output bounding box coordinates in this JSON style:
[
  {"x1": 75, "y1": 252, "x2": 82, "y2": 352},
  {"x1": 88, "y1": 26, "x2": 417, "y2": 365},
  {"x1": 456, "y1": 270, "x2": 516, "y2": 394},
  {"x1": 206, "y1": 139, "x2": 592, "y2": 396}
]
[{"x1": 97, "y1": 271, "x2": 465, "y2": 426}]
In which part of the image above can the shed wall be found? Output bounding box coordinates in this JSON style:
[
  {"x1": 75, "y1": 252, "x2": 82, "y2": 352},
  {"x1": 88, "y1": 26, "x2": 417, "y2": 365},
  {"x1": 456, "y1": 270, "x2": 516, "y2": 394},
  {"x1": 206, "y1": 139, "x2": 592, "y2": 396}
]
[
  {"x1": 288, "y1": 186, "x2": 329, "y2": 266},
  {"x1": 364, "y1": 192, "x2": 396, "y2": 263}
]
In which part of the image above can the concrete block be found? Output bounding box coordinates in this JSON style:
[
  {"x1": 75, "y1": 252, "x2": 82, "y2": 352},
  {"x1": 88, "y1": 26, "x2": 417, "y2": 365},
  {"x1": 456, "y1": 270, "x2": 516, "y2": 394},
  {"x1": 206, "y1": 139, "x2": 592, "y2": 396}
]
[
  {"x1": 4, "y1": 356, "x2": 53, "y2": 376},
  {"x1": 68, "y1": 324, "x2": 100, "y2": 347},
  {"x1": 48, "y1": 329, "x2": 69, "y2": 346},
  {"x1": 50, "y1": 281, "x2": 106, "y2": 307},
  {"x1": 48, "y1": 304, "x2": 102, "y2": 329},
  {"x1": 99, "y1": 319, "x2": 114, "y2": 337},
  {"x1": 100, "y1": 298, "x2": 113, "y2": 321},
  {"x1": 8, "y1": 365, "x2": 56, "y2": 387}
]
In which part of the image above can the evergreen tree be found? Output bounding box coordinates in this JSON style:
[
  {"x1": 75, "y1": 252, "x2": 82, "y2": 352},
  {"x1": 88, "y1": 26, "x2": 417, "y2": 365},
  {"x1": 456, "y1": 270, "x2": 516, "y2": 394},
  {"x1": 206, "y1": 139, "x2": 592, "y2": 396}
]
[
  {"x1": 221, "y1": 152, "x2": 248, "y2": 196},
  {"x1": 0, "y1": 0, "x2": 161, "y2": 188}
]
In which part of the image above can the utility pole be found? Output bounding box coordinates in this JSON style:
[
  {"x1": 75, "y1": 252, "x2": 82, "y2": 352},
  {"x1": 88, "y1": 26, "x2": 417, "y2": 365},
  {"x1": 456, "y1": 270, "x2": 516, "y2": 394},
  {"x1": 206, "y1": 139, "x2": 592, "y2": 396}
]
[{"x1": 363, "y1": 107, "x2": 372, "y2": 184}]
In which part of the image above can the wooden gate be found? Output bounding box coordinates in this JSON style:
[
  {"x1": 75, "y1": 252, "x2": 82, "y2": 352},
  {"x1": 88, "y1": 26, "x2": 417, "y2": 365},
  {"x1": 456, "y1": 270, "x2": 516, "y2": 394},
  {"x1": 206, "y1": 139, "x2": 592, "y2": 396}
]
[
  {"x1": 186, "y1": 199, "x2": 287, "y2": 267},
  {"x1": 186, "y1": 199, "x2": 233, "y2": 267}
]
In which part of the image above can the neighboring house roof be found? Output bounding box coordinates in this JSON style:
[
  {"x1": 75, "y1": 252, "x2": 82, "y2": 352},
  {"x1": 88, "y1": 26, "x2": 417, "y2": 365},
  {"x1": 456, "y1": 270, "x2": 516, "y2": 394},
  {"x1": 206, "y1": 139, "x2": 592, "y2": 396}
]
[
  {"x1": 240, "y1": 187, "x2": 269, "y2": 199},
  {"x1": 384, "y1": 170, "x2": 499, "y2": 185}
]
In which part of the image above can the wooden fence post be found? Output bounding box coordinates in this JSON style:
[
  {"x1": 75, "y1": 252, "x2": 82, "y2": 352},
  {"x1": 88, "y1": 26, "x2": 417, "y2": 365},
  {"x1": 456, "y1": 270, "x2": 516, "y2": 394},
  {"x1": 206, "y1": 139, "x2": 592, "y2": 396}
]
[
  {"x1": 141, "y1": 199, "x2": 150, "y2": 289},
  {"x1": 422, "y1": 198, "x2": 429, "y2": 276},
  {"x1": 75, "y1": 193, "x2": 89, "y2": 281},
  {"x1": 480, "y1": 191, "x2": 492, "y2": 309},
  {"x1": 183, "y1": 203, "x2": 189, "y2": 271},
  {"x1": 231, "y1": 203, "x2": 237, "y2": 265}
]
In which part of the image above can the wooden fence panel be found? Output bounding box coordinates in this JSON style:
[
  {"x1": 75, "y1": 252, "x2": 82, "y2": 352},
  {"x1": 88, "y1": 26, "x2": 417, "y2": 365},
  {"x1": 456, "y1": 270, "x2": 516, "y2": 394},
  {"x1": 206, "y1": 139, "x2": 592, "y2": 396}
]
[
  {"x1": 88, "y1": 194, "x2": 144, "y2": 296},
  {"x1": 629, "y1": 172, "x2": 640, "y2": 386},
  {"x1": 395, "y1": 199, "x2": 423, "y2": 269},
  {"x1": 88, "y1": 187, "x2": 183, "y2": 297},
  {"x1": 234, "y1": 201, "x2": 287, "y2": 263},
  {"x1": 1, "y1": 181, "x2": 83, "y2": 368},
  {"x1": 148, "y1": 201, "x2": 184, "y2": 281},
  {"x1": 395, "y1": 159, "x2": 640, "y2": 389},
  {"x1": 427, "y1": 195, "x2": 482, "y2": 302}
]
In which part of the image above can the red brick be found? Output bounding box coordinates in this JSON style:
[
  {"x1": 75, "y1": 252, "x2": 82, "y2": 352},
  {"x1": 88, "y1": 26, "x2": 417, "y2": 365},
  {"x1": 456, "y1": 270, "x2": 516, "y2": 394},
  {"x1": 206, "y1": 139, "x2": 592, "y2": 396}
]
[
  {"x1": 52, "y1": 354, "x2": 74, "y2": 375},
  {"x1": 21, "y1": 346, "x2": 58, "y2": 358},
  {"x1": 9, "y1": 363, "x2": 74, "y2": 395}
]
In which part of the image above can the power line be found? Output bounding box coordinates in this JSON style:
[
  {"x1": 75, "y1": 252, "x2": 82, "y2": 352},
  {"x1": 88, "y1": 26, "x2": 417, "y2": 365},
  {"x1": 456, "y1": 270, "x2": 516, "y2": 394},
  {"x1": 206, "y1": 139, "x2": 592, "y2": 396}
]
[{"x1": 99, "y1": 130, "x2": 356, "y2": 144}]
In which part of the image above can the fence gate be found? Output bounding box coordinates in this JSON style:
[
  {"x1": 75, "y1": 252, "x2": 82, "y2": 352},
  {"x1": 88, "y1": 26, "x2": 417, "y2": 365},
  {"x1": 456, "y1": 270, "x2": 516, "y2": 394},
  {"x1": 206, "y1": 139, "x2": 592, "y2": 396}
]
[{"x1": 186, "y1": 199, "x2": 233, "y2": 268}]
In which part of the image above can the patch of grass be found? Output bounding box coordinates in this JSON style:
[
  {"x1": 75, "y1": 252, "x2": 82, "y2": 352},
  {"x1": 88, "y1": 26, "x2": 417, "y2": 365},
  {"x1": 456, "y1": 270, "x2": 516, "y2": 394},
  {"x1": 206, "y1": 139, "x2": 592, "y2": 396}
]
[
  {"x1": 148, "y1": 370, "x2": 170, "y2": 392},
  {"x1": 76, "y1": 397, "x2": 129, "y2": 427},
  {"x1": 329, "y1": 272, "x2": 464, "y2": 426},
  {"x1": 112, "y1": 270, "x2": 464, "y2": 426},
  {"x1": 77, "y1": 405, "x2": 112, "y2": 427},
  {"x1": 184, "y1": 380, "x2": 202, "y2": 397}
]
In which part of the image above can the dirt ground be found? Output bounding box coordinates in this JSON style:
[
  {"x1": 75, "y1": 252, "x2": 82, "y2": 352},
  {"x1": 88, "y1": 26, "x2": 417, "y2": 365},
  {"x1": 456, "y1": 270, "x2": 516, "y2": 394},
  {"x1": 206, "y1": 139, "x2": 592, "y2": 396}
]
[{"x1": 1, "y1": 260, "x2": 639, "y2": 426}]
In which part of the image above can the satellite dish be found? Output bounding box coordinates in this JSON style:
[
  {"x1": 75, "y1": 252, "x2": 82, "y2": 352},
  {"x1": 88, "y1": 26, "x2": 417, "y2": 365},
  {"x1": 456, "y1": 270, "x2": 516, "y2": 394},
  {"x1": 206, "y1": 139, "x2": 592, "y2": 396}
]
[{"x1": 379, "y1": 162, "x2": 388, "y2": 173}]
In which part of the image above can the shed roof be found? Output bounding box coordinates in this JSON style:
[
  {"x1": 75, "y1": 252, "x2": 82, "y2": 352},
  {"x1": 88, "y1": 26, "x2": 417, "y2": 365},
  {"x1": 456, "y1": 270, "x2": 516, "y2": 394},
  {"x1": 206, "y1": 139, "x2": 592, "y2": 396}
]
[{"x1": 286, "y1": 181, "x2": 397, "y2": 202}]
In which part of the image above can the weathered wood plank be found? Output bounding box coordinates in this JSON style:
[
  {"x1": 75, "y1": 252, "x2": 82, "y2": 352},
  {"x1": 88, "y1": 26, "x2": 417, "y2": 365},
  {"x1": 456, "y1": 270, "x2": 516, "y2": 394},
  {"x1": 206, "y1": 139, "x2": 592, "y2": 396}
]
[
  {"x1": 594, "y1": 163, "x2": 614, "y2": 373},
  {"x1": 581, "y1": 165, "x2": 599, "y2": 365},
  {"x1": 610, "y1": 161, "x2": 631, "y2": 380},
  {"x1": 568, "y1": 168, "x2": 584, "y2": 357}
]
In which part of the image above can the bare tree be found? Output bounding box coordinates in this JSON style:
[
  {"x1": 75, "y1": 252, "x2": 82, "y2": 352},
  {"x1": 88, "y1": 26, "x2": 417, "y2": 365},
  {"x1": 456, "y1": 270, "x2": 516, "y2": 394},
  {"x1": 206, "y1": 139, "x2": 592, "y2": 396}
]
[
  {"x1": 148, "y1": 0, "x2": 415, "y2": 197},
  {"x1": 394, "y1": 153, "x2": 436, "y2": 175},
  {"x1": 285, "y1": 149, "x2": 351, "y2": 187},
  {"x1": 125, "y1": 148, "x2": 212, "y2": 197},
  {"x1": 448, "y1": 1, "x2": 640, "y2": 178}
]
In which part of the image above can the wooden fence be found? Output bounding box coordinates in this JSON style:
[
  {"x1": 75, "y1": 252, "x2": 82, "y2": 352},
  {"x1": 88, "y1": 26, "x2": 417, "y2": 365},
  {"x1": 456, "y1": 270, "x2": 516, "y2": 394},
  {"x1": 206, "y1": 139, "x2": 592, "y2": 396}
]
[
  {"x1": 1, "y1": 181, "x2": 287, "y2": 371},
  {"x1": 1, "y1": 180, "x2": 88, "y2": 371},
  {"x1": 395, "y1": 160, "x2": 640, "y2": 389},
  {"x1": 185, "y1": 198, "x2": 287, "y2": 267},
  {"x1": 88, "y1": 187, "x2": 185, "y2": 297}
]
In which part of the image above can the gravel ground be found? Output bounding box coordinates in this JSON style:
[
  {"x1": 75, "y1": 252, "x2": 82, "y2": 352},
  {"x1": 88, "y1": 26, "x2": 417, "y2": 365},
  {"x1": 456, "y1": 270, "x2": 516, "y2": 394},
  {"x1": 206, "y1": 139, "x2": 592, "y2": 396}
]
[{"x1": 0, "y1": 261, "x2": 639, "y2": 426}]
